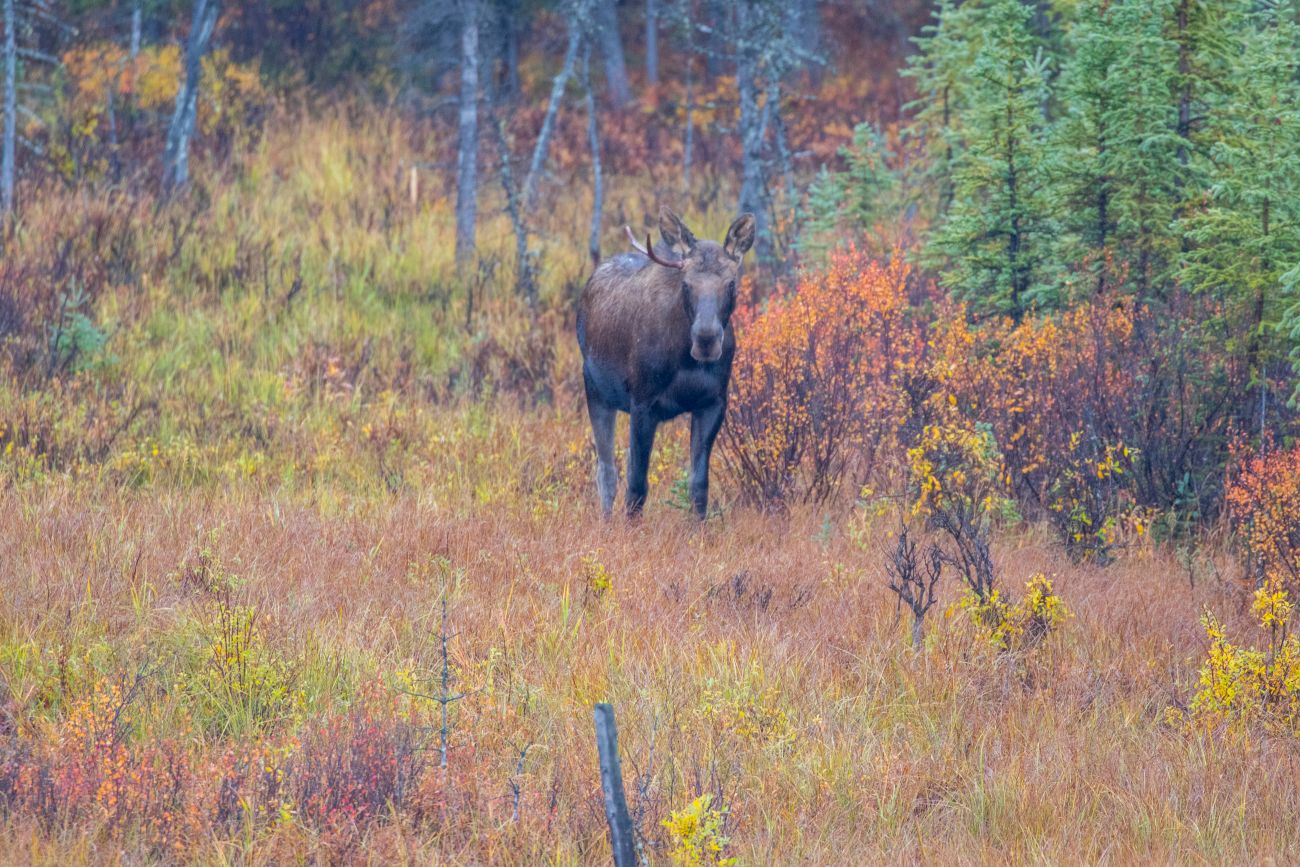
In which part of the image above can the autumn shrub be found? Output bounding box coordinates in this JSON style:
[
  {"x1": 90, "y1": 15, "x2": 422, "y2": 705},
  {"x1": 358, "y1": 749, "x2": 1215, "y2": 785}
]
[
  {"x1": 1226, "y1": 441, "x2": 1300, "y2": 591},
  {"x1": 721, "y1": 251, "x2": 919, "y2": 506},
  {"x1": 906, "y1": 407, "x2": 1006, "y2": 601},
  {"x1": 699, "y1": 658, "x2": 796, "y2": 754},
  {"x1": 662, "y1": 793, "x2": 735, "y2": 867},
  {"x1": 453, "y1": 300, "x2": 560, "y2": 405},
  {"x1": 175, "y1": 598, "x2": 301, "y2": 738},
  {"x1": 931, "y1": 298, "x2": 1141, "y2": 560},
  {"x1": 0, "y1": 664, "x2": 437, "y2": 852},
  {"x1": 1185, "y1": 581, "x2": 1300, "y2": 736},
  {"x1": 956, "y1": 573, "x2": 1070, "y2": 653},
  {"x1": 882, "y1": 522, "x2": 944, "y2": 648},
  {"x1": 288, "y1": 681, "x2": 429, "y2": 842},
  {"x1": 57, "y1": 42, "x2": 265, "y2": 185},
  {"x1": 0, "y1": 674, "x2": 207, "y2": 854},
  {"x1": 0, "y1": 193, "x2": 140, "y2": 379}
]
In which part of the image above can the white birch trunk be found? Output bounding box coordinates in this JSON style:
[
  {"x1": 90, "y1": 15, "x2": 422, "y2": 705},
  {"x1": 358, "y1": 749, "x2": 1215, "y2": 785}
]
[
  {"x1": 162, "y1": 0, "x2": 219, "y2": 193},
  {"x1": 454, "y1": 0, "x2": 480, "y2": 267},
  {"x1": 2, "y1": 0, "x2": 16, "y2": 216}
]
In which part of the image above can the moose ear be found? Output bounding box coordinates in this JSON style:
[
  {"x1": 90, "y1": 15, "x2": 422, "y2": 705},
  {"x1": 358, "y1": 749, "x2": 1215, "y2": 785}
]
[
  {"x1": 724, "y1": 213, "x2": 756, "y2": 260},
  {"x1": 659, "y1": 206, "x2": 697, "y2": 256}
]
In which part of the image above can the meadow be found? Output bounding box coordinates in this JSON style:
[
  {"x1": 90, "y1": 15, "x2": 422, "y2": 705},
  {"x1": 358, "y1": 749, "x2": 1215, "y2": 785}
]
[
  {"x1": 0, "y1": 104, "x2": 1293, "y2": 865},
  {"x1": 2, "y1": 0, "x2": 1300, "y2": 863}
]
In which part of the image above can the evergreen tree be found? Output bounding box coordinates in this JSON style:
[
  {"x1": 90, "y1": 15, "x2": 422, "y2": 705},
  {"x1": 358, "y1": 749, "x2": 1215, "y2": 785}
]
[
  {"x1": 1050, "y1": 0, "x2": 1182, "y2": 300},
  {"x1": 800, "y1": 122, "x2": 898, "y2": 262},
  {"x1": 1183, "y1": 0, "x2": 1300, "y2": 422},
  {"x1": 801, "y1": 166, "x2": 845, "y2": 264},
  {"x1": 925, "y1": 0, "x2": 1057, "y2": 321},
  {"x1": 900, "y1": 0, "x2": 984, "y2": 222}
]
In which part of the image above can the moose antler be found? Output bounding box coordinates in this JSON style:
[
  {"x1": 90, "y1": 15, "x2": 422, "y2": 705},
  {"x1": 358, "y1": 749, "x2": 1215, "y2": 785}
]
[{"x1": 625, "y1": 225, "x2": 684, "y2": 270}]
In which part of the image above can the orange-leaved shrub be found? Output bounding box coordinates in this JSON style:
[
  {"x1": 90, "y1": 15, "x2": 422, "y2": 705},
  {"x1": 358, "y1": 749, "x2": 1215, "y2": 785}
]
[
  {"x1": 931, "y1": 299, "x2": 1142, "y2": 561},
  {"x1": 721, "y1": 250, "x2": 920, "y2": 505},
  {"x1": 0, "y1": 673, "x2": 434, "y2": 856},
  {"x1": 1227, "y1": 441, "x2": 1300, "y2": 591}
]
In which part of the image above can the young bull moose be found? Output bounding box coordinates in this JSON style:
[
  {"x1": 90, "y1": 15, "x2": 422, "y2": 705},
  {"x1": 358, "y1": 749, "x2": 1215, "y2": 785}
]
[{"x1": 577, "y1": 207, "x2": 756, "y2": 519}]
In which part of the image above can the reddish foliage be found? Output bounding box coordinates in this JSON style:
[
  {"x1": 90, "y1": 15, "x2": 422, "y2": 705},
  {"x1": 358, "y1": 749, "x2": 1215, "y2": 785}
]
[
  {"x1": 1227, "y1": 441, "x2": 1300, "y2": 591},
  {"x1": 722, "y1": 249, "x2": 920, "y2": 505}
]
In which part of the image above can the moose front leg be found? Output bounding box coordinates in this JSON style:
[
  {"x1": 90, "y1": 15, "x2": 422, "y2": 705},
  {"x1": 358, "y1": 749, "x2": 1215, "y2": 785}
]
[
  {"x1": 689, "y1": 401, "x2": 725, "y2": 519},
  {"x1": 584, "y1": 391, "x2": 619, "y2": 517},
  {"x1": 625, "y1": 405, "x2": 658, "y2": 518}
]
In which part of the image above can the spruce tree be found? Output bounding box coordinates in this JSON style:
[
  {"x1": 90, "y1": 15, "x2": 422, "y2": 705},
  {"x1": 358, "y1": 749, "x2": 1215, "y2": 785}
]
[
  {"x1": 900, "y1": 0, "x2": 984, "y2": 223},
  {"x1": 1183, "y1": 0, "x2": 1300, "y2": 423},
  {"x1": 925, "y1": 0, "x2": 1057, "y2": 321},
  {"x1": 800, "y1": 122, "x2": 898, "y2": 262},
  {"x1": 1051, "y1": 0, "x2": 1182, "y2": 300}
]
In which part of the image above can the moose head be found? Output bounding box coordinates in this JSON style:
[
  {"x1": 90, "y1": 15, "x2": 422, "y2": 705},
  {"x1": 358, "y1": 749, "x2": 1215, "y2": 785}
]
[{"x1": 626, "y1": 208, "x2": 756, "y2": 363}]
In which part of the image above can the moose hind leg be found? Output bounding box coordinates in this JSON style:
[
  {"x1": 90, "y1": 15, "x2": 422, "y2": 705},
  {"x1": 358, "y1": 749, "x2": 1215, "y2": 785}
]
[
  {"x1": 689, "y1": 402, "x2": 725, "y2": 519},
  {"x1": 625, "y1": 406, "x2": 658, "y2": 518},
  {"x1": 585, "y1": 383, "x2": 619, "y2": 518}
]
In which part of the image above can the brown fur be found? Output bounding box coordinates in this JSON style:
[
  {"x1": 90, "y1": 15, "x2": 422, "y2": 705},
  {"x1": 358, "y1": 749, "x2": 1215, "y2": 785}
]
[{"x1": 577, "y1": 207, "x2": 756, "y2": 517}]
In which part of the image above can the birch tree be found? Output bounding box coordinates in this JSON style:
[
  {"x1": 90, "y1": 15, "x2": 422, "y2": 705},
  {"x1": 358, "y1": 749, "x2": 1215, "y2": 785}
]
[
  {"x1": 162, "y1": 0, "x2": 218, "y2": 192},
  {"x1": 2, "y1": 0, "x2": 15, "y2": 217},
  {"x1": 733, "y1": 0, "x2": 805, "y2": 269},
  {"x1": 582, "y1": 41, "x2": 602, "y2": 265},
  {"x1": 455, "y1": 0, "x2": 480, "y2": 267},
  {"x1": 595, "y1": 0, "x2": 628, "y2": 109},
  {"x1": 644, "y1": 0, "x2": 657, "y2": 87},
  {"x1": 522, "y1": 10, "x2": 580, "y2": 211}
]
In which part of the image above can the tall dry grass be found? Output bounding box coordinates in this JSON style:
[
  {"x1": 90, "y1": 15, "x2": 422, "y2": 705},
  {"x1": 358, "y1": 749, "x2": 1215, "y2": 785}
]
[
  {"x1": 0, "y1": 457, "x2": 1292, "y2": 864},
  {"x1": 0, "y1": 102, "x2": 1295, "y2": 865}
]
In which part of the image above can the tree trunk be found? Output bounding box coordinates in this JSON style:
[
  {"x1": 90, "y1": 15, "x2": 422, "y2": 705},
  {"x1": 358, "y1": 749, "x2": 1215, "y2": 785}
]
[
  {"x1": 485, "y1": 64, "x2": 534, "y2": 306},
  {"x1": 737, "y1": 43, "x2": 769, "y2": 265},
  {"x1": 502, "y1": 6, "x2": 520, "y2": 100},
  {"x1": 1, "y1": 0, "x2": 14, "y2": 216},
  {"x1": 523, "y1": 18, "x2": 580, "y2": 212},
  {"x1": 162, "y1": 0, "x2": 219, "y2": 193},
  {"x1": 770, "y1": 83, "x2": 796, "y2": 272},
  {"x1": 596, "y1": 0, "x2": 630, "y2": 109},
  {"x1": 583, "y1": 45, "x2": 603, "y2": 266},
  {"x1": 645, "y1": 0, "x2": 658, "y2": 87},
  {"x1": 682, "y1": 58, "x2": 693, "y2": 191},
  {"x1": 455, "y1": 0, "x2": 480, "y2": 268},
  {"x1": 130, "y1": 0, "x2": 142, "y2": 58},
  {"x1": 592, "y1": 705, "x2": 637, "y2": 867},
  {"x1": 704, "y1": 0, "x2": 724, "y2": 79}
]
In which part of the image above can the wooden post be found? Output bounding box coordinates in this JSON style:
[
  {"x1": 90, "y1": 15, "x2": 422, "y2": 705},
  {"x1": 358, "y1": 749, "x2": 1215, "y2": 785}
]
[{"x1": 593, "y1": 703, "x2": 637, "y2": 867}]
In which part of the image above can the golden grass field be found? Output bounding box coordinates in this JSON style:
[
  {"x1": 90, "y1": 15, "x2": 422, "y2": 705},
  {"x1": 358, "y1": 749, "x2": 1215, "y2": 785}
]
[
  {"x1": 0, "y1": 107, "x2": 1296, "y2": 865},
  {"x1": 2, "y1": 413, "x2": 1295, "y2": 863}
]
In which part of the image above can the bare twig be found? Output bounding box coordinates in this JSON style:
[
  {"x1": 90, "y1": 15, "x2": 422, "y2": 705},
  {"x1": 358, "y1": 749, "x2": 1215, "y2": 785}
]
[{"x1": 886, "y1": 522, "x2": 944, "y2": 648}]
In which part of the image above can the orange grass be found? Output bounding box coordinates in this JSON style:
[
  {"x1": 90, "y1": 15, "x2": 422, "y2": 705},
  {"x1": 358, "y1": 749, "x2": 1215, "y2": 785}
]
[
  {"x1": 0, "y1": 99, "x2": 1295, "y2": 865},
  {"x1": 0, "y1": 441, "x2": 1294, "y2": 863}
]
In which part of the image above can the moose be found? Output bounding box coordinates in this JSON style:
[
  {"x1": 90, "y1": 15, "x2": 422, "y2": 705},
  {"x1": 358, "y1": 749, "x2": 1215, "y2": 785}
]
[{"x1": 577, "y1": 206, "x2": 756, "y2": 519}]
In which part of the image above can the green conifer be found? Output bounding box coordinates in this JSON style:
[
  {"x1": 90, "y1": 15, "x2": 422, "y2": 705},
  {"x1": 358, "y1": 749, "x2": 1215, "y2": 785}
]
[{"x1": 924, "y1": 0, "x2": 1057, "y2": 320}]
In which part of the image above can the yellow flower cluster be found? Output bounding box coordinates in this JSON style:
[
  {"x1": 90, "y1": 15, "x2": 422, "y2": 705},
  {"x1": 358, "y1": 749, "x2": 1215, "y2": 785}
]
[{"x1": 662, "y1": 794, "x2": 736, "y2": 867}]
